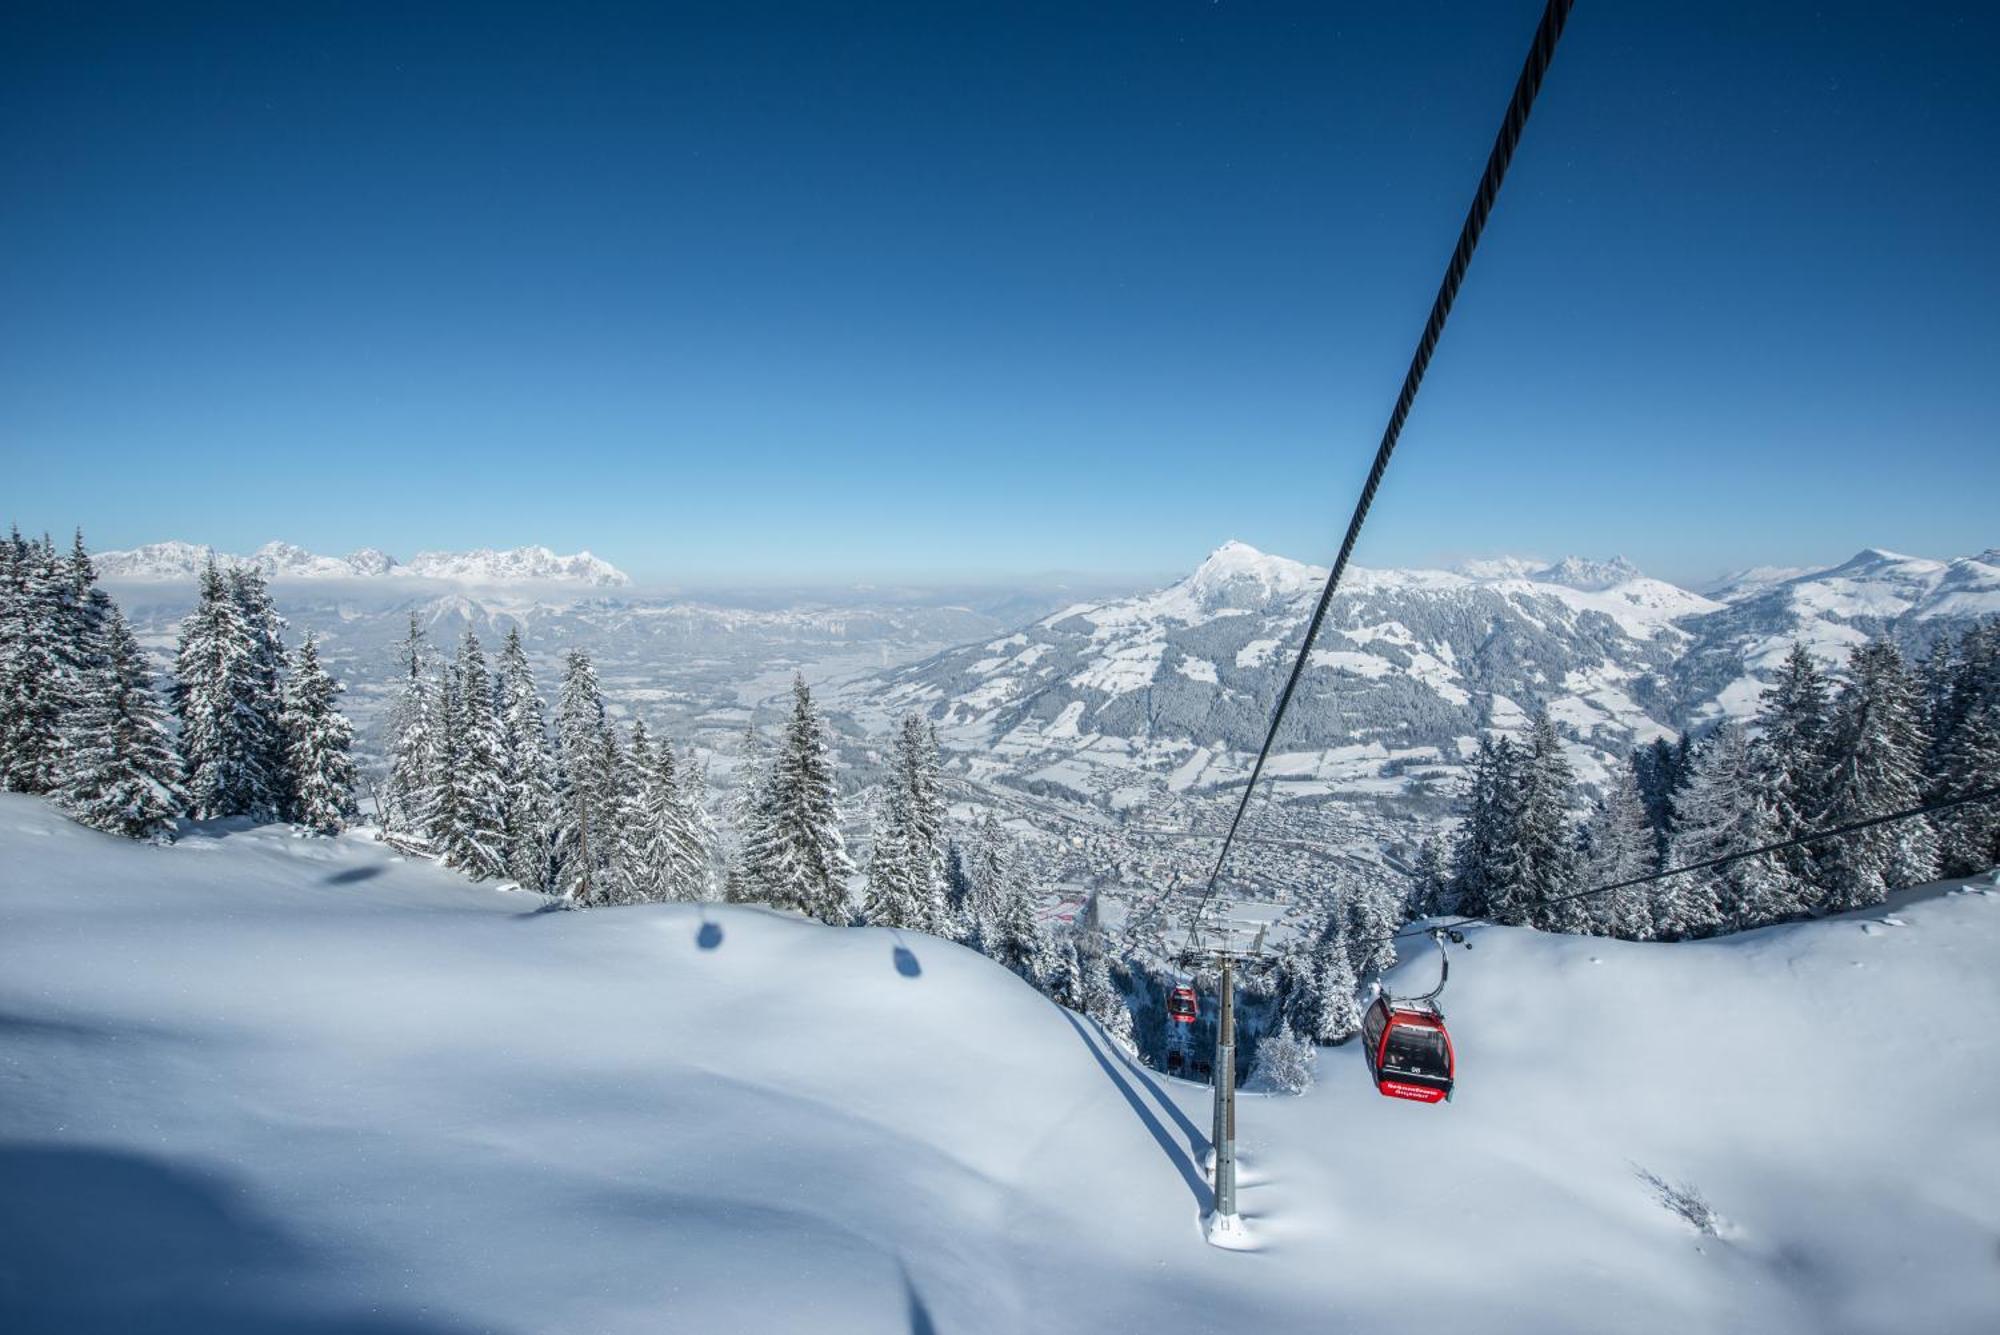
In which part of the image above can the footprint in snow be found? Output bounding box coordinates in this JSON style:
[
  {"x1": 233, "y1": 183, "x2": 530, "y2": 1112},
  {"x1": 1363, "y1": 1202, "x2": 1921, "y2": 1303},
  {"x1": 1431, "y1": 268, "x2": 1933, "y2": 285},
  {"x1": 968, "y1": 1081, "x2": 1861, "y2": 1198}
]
[{"x1": 1860, "y1": 923, "x2": 1885, "y2": 936}]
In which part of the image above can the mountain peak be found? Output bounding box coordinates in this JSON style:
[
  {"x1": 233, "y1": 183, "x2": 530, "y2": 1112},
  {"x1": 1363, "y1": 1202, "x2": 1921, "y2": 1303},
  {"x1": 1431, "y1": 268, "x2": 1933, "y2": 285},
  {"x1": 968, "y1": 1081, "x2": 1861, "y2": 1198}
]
[
  {"x1": 1181, "y1": 541, "x2": 1322, "y2": 610},
  {"x1": 1535, "y1": 555, "x2": 1645, "y2": 591},
  {"x1": 95, "y1": 541, "x2": 628, "y2": 586}
]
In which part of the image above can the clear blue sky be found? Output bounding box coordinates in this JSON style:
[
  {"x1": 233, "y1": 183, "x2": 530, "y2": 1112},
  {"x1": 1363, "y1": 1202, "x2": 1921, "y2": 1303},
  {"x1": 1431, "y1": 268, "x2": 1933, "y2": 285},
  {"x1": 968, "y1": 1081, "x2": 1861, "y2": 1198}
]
[{"x1": 3, "y1": 2, "x2": 1996, "y2": 585}]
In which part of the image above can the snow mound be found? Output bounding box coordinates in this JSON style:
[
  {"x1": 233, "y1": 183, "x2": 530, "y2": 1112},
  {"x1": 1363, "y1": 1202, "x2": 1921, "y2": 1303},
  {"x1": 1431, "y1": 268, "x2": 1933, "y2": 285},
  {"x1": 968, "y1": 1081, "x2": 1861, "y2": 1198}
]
[{"x1": 2, "y1": 794, "x2": 1997, "y2": 1334}]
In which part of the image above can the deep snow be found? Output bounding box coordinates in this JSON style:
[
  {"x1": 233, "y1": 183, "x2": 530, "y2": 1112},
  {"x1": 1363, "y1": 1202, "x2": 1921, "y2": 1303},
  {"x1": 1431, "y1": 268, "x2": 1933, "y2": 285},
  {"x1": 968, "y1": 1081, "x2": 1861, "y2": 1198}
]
[{"x1": 1, "y1": 794, "x2": 1996, "y2": 1333}]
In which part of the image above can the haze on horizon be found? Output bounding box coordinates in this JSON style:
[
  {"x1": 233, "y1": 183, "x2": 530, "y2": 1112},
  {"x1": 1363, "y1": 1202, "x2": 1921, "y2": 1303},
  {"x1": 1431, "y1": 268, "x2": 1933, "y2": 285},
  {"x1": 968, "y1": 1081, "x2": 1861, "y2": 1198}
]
[{"x1": 4, "y1": 2, "x2": 1997, "y2": 587}]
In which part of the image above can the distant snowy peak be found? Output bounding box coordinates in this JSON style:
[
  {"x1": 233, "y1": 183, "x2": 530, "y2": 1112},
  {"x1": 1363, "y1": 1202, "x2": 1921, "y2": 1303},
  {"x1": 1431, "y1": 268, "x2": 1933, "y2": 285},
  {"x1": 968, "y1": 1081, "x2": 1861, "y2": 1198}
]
[
  {"x1": 1532, "y1": 555, "x2": 1645, "y2": 592},
  {"x1": 399, "y1": 546, "x2": 628, "y2": 586},
  {"x1": 1177, "y1": 540, "x2": 1325, "y2": 611},
  {"x1": 96, "y1": 541, "x2": 630, "y2": 586}
]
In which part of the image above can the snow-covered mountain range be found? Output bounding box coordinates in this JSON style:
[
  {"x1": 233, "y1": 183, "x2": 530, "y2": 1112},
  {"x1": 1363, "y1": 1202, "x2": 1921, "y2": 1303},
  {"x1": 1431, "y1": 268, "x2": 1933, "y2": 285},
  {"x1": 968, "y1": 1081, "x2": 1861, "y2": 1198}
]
[
  {"x1": 847, "y1": 540, "x2": 2000, "y2": 808},
  {"x1": 96, "y1": 540, "x2": 631, "y2": 586}
]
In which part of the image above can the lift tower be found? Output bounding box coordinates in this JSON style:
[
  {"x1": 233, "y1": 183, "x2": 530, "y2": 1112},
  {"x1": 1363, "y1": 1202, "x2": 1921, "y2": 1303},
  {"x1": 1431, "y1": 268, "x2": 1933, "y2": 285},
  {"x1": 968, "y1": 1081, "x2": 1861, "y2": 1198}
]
[{"x1": 1180, "y1": 899, "x2": 1268, "y2": 1242}]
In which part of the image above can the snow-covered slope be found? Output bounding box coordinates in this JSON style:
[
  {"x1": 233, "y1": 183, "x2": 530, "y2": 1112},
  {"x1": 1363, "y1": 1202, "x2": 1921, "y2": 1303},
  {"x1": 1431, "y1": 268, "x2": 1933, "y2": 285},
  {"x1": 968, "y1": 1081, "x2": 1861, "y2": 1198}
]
[
  {"x1": 2, "y1": 796, "x2": 1996, "y2": 1333},
  {"x1": 854, "y1": 541, "x2": 1721, "y2": 798},
  {"x1": 850, "y1": 541, "x2": 1997, "y2": 806},
  {"x1": 1672, "y1": 548, "x2": 2000, "y2": 722},
  {"x1": 95, "y1": 539, "x2": 631, "y2": 586}
]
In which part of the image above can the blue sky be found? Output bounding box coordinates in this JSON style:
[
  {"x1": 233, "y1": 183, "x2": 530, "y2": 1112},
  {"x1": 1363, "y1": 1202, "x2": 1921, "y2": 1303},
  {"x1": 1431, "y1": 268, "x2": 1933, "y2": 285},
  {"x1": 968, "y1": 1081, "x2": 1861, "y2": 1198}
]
[{"x1": 3, "y1": 2, "x2": 1996, "y2": 586}]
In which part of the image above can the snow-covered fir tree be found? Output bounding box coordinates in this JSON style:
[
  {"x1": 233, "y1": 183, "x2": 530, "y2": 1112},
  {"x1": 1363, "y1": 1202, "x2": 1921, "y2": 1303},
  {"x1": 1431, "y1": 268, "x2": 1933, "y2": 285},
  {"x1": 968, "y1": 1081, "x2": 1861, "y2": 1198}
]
[
  {"x1": 1490, "y1": 713, "x2": 1581, "y2": 932},
  {"x1": 494, "y1": 627, "x2": 555, "y2": 891},
  {"x1": 1756, "y1": 641, "x2": 1833, "y2": 888},
  {"x1": 625, "y1": 732, "x2": 709, "y2": 903},
  {"x1": 736, "y1": 676, "x2": 853, "y2": 924},
  {"x1": 860, "y1": 713, "x2": 950, "y2": 932},
  {"x1": 278, "y1": 633, "x2": 357, "y2": 834},
  {"x1": 1043, "y1": 934, "x2": 1083, "y2": 1009},
  {"x1": 1818, "y1": 640, "x2": 1937, "y2": 911},
  {"x1": 956, "y1": 812, "x2": 1015, "y2": 943},
  {"x1": 1448, "y1": 734, "x2": 1520, "y2": 919},
  {"x1": 1660, "y1": 724, "x2": 1792, "y2": 937},
  {"x1": 1343, "y1": 881, "x2": 1400, "y2": 982},
  {"x1": 433, "y1": 629, "x2": 508, "y2": 878},
  {"x1": 610, "y1": 719, "x2": 658, "y2": 904},
  {"x1": 1581, "y1": 763, "x2": 1657, "y2": 939},
  {"x1": 1407, "y1": 834, "x2": 1451, "y2": 918},
  {"x1": 0, "y1": 532, "x2": 68, "y2": 792},
  {"x1": 722, "y1": 720, "x2": 766, "y2": 904},
  {"x1": 1930, "y1": 621, "x2": 2000, "y2": 876},
  {"x1": 988, "y1": 877, "x2": 1055, "y2": 986},
  {"x1": 383, "y1": 614, "x2": 440, "y2": 839},
  {"x1": 1633, "y1": 733, "x2": 1694, "y2": 860},
  {"x1": 1277, "y1": 913, "x2": 1360, "y2": 1045},
  {"x1": 173, "y1": 557, "x2": 285, "y2": 820},
  {"x1": 52, "y1": 531, "x2": 117, "y2": 728},
  {"x1": 1078, "y1": 943, "x2": 1135, "y2": 1050},
  {"x1": 553, "y1": 648, "x2": 620, "y2": 905},
  {"x1": 677, "y1": 750, "x2": 721, "y2": 899},
  {"x1": 53, "y1": 607, "x2": 185, "y2": 841},
  {"x1": 226, "y1": 565, "x2": 291, "y2": 815}
]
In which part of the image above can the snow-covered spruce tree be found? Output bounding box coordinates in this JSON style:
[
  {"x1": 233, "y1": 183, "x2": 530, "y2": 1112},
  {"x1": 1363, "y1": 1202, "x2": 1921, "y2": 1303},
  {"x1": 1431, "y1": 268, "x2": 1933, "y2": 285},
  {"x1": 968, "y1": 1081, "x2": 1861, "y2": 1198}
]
[
  {"x1": 1079, "y1": 943, "x2": 1135, "y2": 1050},
  {"x1": 629, "y1": 734, "x2": 709, "y2": 902},
  {"x1": 1501, "y1": 713, "x2": 1582, "y2": 932},
  {"x1": 677, "y1": 750, "x2": 721, "y2": 899},
  {"x1": 722, "y1": 720, "x2": 766, "y2": 904},
  {"x1": 278, "y1": 633, "x2": 357, "y2": 834},
  {"x1": 611, "y1": 719, "x2": 659, "y2": 903},
  {"x1": 173, "y1": 557, "x2": 282, "y2": 820},
  {"x1": 958, "y1": 812, "x2": 1013, "y2": 941},
  {"x1": 1299, "y1": 914, "x2": 1362, "y2": 1045},
  {"x1": 1818, "y1": 640, "x2": 1937, "y2": 910},
  {"x1": 53, "y1": 608, "x2": 185, "y2": 840},
  {"x1": 495, "y1": 626, "x2": 555, "y2": 891},
  {"x1": 1581, "y1": 763, "x2": 1658, "y2": 939},
  {"x1": 435, "y1": 629, "x2": 507, "y2": 877},
  {"x1": 553, "y1": 648, "x2": 620, "y2": 905},
  {"x1": 52, "y1": 530, "x2": 116, "y2": 730},
  {"x1": 1932, "y1": 621, "x2": 2000, "y2": 876},
  {"x1": 861, "y1": 713, "x2": 951, "y2": 932},
  {"x1": 1407, "y1": 834, "x2": 1451, "y2": 918},
  {"x1": 737, "y1": 676, "x2": 854, "y2": 924},
  {"x1": 383, "y1": 614, "x2": 440, "y2": 839},
  {"x1": 0, "y1": 532, "x2": 67, "y2": 792},
  {"x1": 1756, "y1": 642, "x2": 1833, "y2": 887},
  {"x1": 1344, "y1": 880, "x2": 1400, "y2": 982},
  {"x1": 1044, "y1": 934, "x2": 1083, "y2": 1009},
  {"x1": 1449, "y1": 734, "x2": 1522, "y2": 919},
  {"x1": 1660, "y1": 724, "x2": 1793, "y2": 937},
  {"x1": 988, "y1": 877, "x2": 1055, "y2": 987},
  {"x1": 943, "y1": 838, "x2": 971, "y2": 921},
  {"x1": 226, "y1": 565, "x2": 291, "y2": 814},
  {"x1": 862, "y1": 804, "x2": 921, "y2": 928},
  {"x1": 1633, "y1": 734, "x2": 1696, "y2": 861}
]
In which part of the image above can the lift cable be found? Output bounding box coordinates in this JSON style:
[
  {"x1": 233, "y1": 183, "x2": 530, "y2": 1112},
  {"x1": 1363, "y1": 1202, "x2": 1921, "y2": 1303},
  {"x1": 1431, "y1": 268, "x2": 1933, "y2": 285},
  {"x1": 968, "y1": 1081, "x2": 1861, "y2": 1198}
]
[
  {"x1": 1355, "y1": 783, "x2": 2000, "y2": 949},
  {"x1": 1187, "y1": 0, "x2": 1576, "y2": 937}
]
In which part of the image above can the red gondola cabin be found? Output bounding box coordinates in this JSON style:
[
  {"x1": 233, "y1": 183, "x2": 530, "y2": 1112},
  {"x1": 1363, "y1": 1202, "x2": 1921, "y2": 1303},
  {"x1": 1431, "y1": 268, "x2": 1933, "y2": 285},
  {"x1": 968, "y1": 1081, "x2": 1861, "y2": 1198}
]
[
  {"x1": 1168, "y1": 986, "x2": 1198, "y2": 1024},
  {"x1": 1361, "y1": 994, "x2": 1454, "y2": 1104}
]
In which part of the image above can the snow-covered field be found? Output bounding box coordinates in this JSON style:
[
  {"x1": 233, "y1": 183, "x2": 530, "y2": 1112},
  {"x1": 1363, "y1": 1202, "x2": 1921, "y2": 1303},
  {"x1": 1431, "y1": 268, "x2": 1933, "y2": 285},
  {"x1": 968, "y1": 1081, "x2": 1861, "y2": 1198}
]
[{"x1": 2, "y1": 794, "x2": 1996, "y2": 1334}]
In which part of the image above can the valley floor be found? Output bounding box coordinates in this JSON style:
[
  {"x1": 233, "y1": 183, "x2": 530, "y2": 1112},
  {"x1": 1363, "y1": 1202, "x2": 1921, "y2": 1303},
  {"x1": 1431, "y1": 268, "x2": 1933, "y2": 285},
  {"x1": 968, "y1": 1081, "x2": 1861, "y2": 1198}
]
[{"x1": 1, "y1": 793, "x2": 1996, "y2": 1333}]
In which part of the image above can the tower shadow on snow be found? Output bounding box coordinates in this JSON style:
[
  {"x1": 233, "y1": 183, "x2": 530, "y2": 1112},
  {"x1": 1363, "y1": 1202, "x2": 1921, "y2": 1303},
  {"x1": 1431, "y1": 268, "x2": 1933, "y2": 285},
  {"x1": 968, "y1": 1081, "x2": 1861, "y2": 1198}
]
[{"x1": 1057, "y1": 1010, "x2": 1211, "y2": 1212}]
